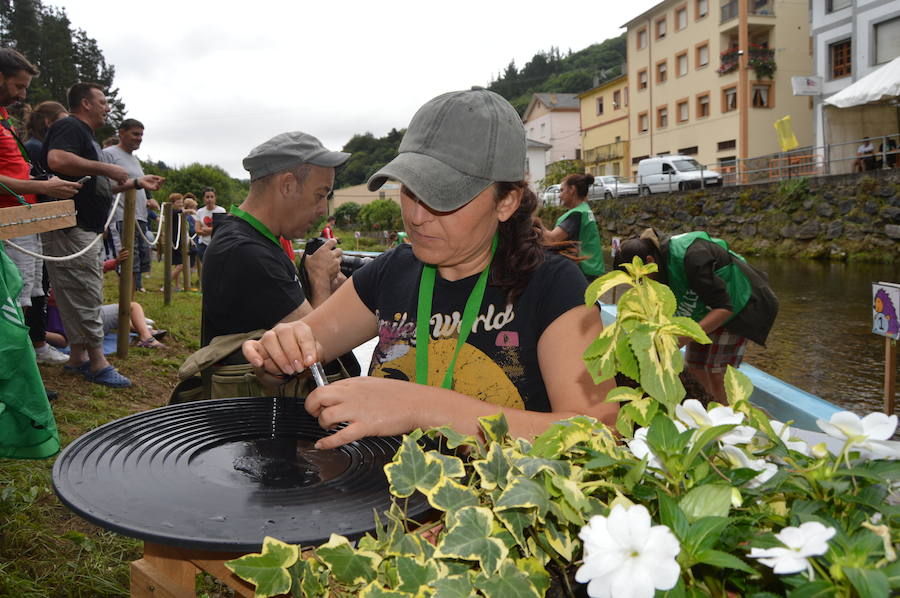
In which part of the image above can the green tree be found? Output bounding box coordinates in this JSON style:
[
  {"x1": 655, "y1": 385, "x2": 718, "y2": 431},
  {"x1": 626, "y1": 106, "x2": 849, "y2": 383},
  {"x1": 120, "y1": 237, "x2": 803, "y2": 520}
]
[
  {"x1": 540, "y1": 159, "x2": 583, "y2": 187},
  {"x1": 149, "y1": 162, "x2": 248, "y2": 211},
  {"x1": 335, "y1": 129, "x2": 403, "y2": 190},
  {"x1": 332, "y1": 202, "x2": 361, "y2": 229},
  {"x1": 359, "y1": 199, "x2": 401, "y2": 232}
]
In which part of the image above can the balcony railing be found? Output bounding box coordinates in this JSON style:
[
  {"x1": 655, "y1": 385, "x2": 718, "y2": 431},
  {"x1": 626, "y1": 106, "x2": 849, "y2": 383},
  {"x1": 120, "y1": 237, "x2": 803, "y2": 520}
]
[
  {"x1": 584, "y1": 140, "x2": 628, "y2": 164},
  {"x1": 721, "y1": 0, "x2": 738, "y2": 23},
  {"x1": 721, "y1": 0, "x2": 775, "y2": 23}
]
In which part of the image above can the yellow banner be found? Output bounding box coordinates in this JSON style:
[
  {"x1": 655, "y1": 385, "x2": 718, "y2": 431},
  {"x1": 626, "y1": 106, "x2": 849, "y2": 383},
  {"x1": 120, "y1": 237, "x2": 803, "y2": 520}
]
[{"x1": 774, "y1": 115, "x2": 799, "y2": 151}]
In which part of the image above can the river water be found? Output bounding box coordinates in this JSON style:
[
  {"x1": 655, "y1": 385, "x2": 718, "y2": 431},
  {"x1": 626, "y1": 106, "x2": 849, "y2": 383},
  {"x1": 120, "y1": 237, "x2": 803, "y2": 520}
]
[{"x1": 744, "y1": 258, "x2": 900, "y2": 414}]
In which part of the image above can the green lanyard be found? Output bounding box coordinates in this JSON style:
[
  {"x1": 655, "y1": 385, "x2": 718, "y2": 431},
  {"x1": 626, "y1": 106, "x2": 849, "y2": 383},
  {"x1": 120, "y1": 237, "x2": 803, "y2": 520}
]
[
  {"x1": 230, "y1": 205, "x2": 280, "y2": 248},
  {"x1": 415, "y1": 233, "x2": 497, "y2": 389}
]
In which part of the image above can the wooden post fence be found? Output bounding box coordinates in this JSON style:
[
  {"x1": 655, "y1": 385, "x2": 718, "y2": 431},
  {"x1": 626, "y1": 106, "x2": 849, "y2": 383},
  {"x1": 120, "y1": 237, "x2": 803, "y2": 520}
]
[
  {"x1": 886, "y1": 338, "x2": 897, "y2": 416},
  {"x1": 116, "y1": 189, "x2": 137, "y2": 358},
  {"x1": 180, "y1": 211, "x2": 190, "y2": 291},
  {"x1": 162, "y1": 202, "x2": 172, "y2": 305}
]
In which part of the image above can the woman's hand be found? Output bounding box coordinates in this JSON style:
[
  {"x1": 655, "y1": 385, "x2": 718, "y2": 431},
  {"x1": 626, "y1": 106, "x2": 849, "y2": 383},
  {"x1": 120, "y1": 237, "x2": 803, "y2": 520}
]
[
  {"x1": 243, "y1": 320, "x2": 323, "y2": 376},
  {"x1": 305, "y1": 377, "x2": 420, "y2": 449}
]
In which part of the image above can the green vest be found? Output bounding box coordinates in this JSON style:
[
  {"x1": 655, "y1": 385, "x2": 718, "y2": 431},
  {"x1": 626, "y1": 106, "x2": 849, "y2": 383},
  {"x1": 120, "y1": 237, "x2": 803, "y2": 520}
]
[
  {"x1": 0, "y1": 245, "x2": 59, "y2": 459},
  {"x1": 555, "y1": 202, "x2": 605, "y2": 276},
  {"x1": 665, "y1": 232, "x2": 752, "y2": 322}
]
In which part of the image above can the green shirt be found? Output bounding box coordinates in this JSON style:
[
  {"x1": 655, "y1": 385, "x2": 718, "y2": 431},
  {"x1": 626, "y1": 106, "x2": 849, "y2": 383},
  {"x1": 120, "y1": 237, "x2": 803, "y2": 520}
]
[{"x1": 555, "y1": 202, "x2": 605, "y2": 277}]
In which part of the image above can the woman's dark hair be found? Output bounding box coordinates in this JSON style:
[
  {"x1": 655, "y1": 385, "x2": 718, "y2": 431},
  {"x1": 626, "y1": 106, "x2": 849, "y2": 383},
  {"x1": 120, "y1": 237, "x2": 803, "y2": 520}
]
[
  {"x1": 26, "y1": 101, "x2": 66, "y2": 141},
  {"x1": 491, "y1": 181, "x2": 546, "y2": 303},
  {"x1": 561, "y1": 173, "x2": 595, "y2": 199},
  {"x1": 613, "y1": 237, "x2": 664, "y2": 273}
]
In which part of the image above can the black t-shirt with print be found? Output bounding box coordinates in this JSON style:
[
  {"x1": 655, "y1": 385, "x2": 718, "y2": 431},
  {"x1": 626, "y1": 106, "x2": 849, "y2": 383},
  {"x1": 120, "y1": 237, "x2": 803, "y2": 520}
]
[
  {"x1": 352, "y1": 243, "x2": 588, "y2": 412},
  {"x1": 201, "y1": 215, "x2": 306, "y2": 345},
  {"x1": 41, "y1": 116, "x2": 113, "y2": 233}
]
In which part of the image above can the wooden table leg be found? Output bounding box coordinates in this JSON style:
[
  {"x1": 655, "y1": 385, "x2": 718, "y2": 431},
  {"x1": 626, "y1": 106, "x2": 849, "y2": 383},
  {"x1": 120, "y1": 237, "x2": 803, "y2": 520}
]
[{"x1": 131, "y1": 542, "x2": 199, "y2": 598}]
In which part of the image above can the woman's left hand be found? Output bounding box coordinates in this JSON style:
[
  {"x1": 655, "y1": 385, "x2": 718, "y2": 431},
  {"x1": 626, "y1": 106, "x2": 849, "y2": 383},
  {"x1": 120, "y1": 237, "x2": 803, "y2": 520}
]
[{"x1": 306, "y1": 377, "x2": 421, "y2": 450}]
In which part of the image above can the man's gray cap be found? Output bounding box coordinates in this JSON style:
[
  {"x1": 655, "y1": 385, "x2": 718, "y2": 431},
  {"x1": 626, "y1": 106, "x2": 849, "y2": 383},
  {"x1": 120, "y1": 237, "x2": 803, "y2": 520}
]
[
  {"x1": 367, "y1": 88, "x2": 525, "y2": 211},
  {"x1": 243, "y1": 131, "x2": 350, "y2": 182}
]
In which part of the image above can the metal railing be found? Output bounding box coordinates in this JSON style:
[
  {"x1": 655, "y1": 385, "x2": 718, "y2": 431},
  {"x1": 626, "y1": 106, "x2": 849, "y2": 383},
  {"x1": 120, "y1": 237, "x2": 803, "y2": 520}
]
[{"x1": 721, "y1": 0, "x2": 738, "y2": 23}]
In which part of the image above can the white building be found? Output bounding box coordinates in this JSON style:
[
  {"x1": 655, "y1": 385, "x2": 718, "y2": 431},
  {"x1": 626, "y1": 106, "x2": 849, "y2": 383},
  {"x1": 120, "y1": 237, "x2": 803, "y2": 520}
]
[{"x1": 522, "y1": 93, "x2": 582, "y2": 166}]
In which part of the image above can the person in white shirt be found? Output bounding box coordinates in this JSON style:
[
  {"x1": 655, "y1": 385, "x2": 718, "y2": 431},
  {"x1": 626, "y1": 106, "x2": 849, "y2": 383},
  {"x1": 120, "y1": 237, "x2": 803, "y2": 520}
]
[{"x1": 194, "y1": 186, "x2": 225, "y2": 281}]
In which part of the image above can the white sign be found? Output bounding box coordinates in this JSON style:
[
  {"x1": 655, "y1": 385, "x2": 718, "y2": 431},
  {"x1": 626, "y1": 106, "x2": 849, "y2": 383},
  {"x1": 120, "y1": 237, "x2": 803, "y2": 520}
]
[
  {"x1": 791, "y1": 76, "x2": 823, "y2": 96},
  {"x1": 873, "y1": 282, "x2": 900, "y2": 340}
]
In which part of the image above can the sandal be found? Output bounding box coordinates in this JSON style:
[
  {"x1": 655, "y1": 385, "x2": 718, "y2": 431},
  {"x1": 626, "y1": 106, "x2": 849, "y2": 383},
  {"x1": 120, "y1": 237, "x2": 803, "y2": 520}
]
[
  {"x1": 84, "y1": 365, "x2": 132, "y2": 388},
  {"x1": 63, "y1": 361, "x2": 91, "y2": 375},
  {"x1": 135, "y1": 338, "x2": 166, "y2": 349},
  {"x1": 151, "y1": 329, "x2": 168, "y2": 341}
]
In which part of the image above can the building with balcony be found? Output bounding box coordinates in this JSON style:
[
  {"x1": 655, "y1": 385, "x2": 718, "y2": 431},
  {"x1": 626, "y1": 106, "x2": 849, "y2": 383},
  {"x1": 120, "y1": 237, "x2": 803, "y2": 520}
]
[
  {"x1": 624, "y1": 0, "x2": 813, "y2": 179},
  {"x1": 578, "y1": 69, "x2": 631, "y2": 178},
  {"x1": 812, "y1": 0, "x2": 900, "y2": 165},
  {"x1": 522, "y1": 93, "x2": 582, "y2": 165}
]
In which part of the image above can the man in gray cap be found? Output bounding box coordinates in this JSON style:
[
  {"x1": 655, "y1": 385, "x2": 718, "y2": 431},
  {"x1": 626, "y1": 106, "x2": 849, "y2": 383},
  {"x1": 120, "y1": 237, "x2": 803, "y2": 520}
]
[{"x1": 200, "y1": 131, "x2": 349, "y2": 345}]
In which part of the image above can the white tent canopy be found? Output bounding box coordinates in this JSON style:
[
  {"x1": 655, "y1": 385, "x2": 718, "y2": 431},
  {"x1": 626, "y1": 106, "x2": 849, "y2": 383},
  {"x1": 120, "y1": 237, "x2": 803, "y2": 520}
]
[{"x1": 825, "y1": 56, "x2": 900, "y2": 108}]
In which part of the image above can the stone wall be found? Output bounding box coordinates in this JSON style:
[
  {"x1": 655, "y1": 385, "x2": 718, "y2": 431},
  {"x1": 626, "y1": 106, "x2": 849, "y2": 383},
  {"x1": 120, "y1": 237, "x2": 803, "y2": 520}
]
[{"x1": 540, "y1": 169, "x2": 900, "y2": 262}]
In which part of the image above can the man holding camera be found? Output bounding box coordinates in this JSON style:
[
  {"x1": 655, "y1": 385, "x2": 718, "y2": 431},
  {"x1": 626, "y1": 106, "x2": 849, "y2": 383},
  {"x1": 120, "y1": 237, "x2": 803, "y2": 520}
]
[{"x1": 200, "y1": 131, "x2": 348, "y2": 346}]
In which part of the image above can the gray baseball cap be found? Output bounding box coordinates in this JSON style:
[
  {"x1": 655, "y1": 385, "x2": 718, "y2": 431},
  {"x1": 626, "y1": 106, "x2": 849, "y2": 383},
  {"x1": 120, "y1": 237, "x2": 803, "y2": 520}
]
[
  {"x1": 367, "y1": 88, "x2": 525, "y2": 211},
  {"x1": 243, "y1": 131, "x2": 350, "y2": 182}
]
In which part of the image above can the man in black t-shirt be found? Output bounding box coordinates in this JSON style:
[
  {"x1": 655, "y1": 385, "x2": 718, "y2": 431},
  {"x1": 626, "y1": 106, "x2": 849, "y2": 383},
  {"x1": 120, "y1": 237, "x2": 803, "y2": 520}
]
[
  {"x1": 201, "y1": 131, "x2": 349, "y2": 345},
  {"x1": 40, "y1": 82, "x2": 133, "y2": 388}
]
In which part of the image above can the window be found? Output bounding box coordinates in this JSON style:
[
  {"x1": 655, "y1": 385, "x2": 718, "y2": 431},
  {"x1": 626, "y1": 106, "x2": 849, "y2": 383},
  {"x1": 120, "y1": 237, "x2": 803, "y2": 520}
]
[
  {"x1": 613, "y1": 90, "x2": 621, "y2": 109},
  {"x1": 697, "y1": 93, "x2": 710, "y2": 118},
  {"x1": 826, "y1": 0, "x2": 851, "y2": 12},
  {"x1": 540, "y1": 123, "x2": 545, "y2": 136},
  {"x1": 656, "y1": 17, "x2": 667, "y2": 39},
  {"x1": 638, "y1": 112, "x2": 649, "y2": 133},
  {"x1": 657, "y1": 106, "x2": 668, "y2": 129},
  {"x1": 676, "y1": 6, "x2": 688, "y2": 30},
  {"x1": 830, "y1": 39, "x2": 851, "y2": 78},
  {"x1": 657, "y1": 60, "x2": 668, "y2": 84},
  {"x1": 676, "y1": 52, "x2": 688, "y2": 77},
  {"x1": 596, "y1": 97, "x2": 604, "y2": 115},
  {"x1": 637, "y1": 28, "x2": 648, "y2": 50},
  {"x1": 613, "y1": 162, "x2": 621, "y2": 176},
  {"x1": 677, "y1": 99, "x2": 689, "y2": 123},
  {"x1": 678, "y1": 146, "x2": 699, "y2": 155},
  {"x1": 624, "y1": 87, "x2": 629, "y2": 107},
  {"x1": 718, "y1": 139, "x2": 736, "y2": 151},
  {"x1": 696, "y1": 0, "x2": 708, "y2": 18},
  {"x1": 696, "y1": 42, "x2": 709, "y2": 68},
  {"x1": 722, "y1": 86, "x2": 737, "y2": 112},
  {"x1": 875, "y1": 17, "x2": 900, "y2": 65},
  {"x1": 638, "y1": 69, "x2": 648, "y2": 90},
  {"x1": 752, "y1": 82, "x2": 772, "y2": 108}
]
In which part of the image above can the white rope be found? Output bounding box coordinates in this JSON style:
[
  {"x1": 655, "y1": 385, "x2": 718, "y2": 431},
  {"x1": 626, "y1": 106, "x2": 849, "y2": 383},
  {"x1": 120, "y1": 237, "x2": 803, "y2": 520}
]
[
  {"x1": 4, "y1": 192, "x2": 123, "y2": 262},
  {"x1": 141, "y1": 207, "x2": 166, "y2": 246},
  {"x1": 172, "y1": 212, "x2": 182, "y2": 250}
]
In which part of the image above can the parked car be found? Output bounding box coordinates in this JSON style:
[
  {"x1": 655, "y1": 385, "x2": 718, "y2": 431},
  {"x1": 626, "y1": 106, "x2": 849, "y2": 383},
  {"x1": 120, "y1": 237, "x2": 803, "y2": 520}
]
[
  {"x1": 588, "y1": 175, "x2": 640, "y2": 199},
  {"x1": 540, "y1": 184, "x2": 560, "y2": 205},
  {"x1": 636, "y1": 155, "x2": 722, "y2": 195}
]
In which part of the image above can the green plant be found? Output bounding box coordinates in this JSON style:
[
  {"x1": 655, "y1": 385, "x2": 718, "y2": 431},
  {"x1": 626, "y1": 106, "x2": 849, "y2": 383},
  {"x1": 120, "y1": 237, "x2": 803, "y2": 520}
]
[
  {"x1": 747, "y1": 46, "x2": 776, "y2": 79},
  {"x1": 228, "y1": 258, "x2": 900, "y2": 598},
  {"x1": 359, "y1": 199, "x2": 402, "y2": 233},
  {"x1": 777, "y1": 176, "x2": 810, "y2": 204},
  {"x1": 333, "y1": 202, "x2": 362, "y2": 229},
  {"x1": 540, "y1": 159, "x2": 584, "y2": 187}
]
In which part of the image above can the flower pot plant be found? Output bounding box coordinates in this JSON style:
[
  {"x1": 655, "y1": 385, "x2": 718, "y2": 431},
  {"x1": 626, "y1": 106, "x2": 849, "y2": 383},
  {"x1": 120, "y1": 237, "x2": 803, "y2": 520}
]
[{"x1": 227, "y1": 258, "x2": 900, "y2": 598}]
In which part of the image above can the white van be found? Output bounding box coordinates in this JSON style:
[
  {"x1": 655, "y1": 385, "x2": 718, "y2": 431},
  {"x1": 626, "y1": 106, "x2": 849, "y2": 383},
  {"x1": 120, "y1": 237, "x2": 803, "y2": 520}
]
[{"x1": 636, "y1": 155, "x2": 722, "y2": 195}]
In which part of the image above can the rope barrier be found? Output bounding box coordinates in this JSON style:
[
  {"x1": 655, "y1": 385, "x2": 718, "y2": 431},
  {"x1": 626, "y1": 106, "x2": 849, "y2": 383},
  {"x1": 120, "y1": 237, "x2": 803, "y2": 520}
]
[
  {"x1": 141, "y1": 207, "x2": 166, "y2": 246},
  {"x1": 4, "y1": 192, "x2": 123, "y2": 262},
  {"x1": 173, "y1": 212, "x2": 182, "y2": 250}
]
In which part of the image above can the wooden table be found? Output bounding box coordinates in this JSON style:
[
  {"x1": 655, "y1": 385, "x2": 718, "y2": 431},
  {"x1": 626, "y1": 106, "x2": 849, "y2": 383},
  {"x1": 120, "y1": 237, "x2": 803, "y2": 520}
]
[{"x1": 130, "y1": 542, "x2": 288, "y2": 598}]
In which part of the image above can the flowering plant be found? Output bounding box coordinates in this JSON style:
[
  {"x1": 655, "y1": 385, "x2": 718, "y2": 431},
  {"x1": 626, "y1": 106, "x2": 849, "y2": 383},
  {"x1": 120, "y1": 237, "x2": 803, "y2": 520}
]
[
  {"x1": 227, "y1": 258, "x2": 900, "y2": 598},
  {"x1": 747, "y1": 45, "x2": 776, "y2": 79},
  {"x1": 717, "y1": 47, "x2": 740, "y2": 75}
]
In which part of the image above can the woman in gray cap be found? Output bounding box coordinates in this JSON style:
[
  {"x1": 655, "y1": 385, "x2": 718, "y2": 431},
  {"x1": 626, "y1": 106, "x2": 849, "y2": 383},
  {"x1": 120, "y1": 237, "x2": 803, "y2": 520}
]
[{"x1": 243, "y1": 89, "x2": 616, "y2": 449}]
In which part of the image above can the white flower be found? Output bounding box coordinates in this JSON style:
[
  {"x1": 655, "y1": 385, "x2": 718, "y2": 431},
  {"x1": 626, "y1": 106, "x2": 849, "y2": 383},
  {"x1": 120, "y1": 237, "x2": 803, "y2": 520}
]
[
  {"x1": 626, "y1": 422, "x2": 687, "y2": 472},
  {"x1": 675, "y1": 399, "x2": 756, "y2": 445},
  {"x1": 770, "y1": 421, "x2": 810, "y2": 456},
  {"x1": 721, "y1": 445, "x2": 777, "y2": 488},
  {"x1": 749, "y1": 521, "x2": 836, "y2": 577},
  {"x1": 816, "y1": 412, "x2": 900, "y2": 460},
  {"x1": 575, "y1": 504, "x2": 681, "y2": 598}
]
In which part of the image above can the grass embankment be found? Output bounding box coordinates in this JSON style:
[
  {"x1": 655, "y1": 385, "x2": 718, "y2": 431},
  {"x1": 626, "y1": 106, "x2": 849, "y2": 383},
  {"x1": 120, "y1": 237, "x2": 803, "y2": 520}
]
[{"x1": 0, "y1": 267, "x2": 206, "y2": 598}]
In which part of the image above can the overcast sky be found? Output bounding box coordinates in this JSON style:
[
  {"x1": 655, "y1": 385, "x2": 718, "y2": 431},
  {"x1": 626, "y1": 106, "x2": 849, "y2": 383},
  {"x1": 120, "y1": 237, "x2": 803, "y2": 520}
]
[{"x1": 58, "y1": 0, "x2": 658, "y2": 178}]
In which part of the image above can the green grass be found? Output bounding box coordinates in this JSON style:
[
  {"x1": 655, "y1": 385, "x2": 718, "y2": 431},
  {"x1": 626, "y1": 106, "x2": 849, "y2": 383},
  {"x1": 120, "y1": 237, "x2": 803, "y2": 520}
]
[{"x1": 0, "y1": 265, "x2": 217, "y2": 597}]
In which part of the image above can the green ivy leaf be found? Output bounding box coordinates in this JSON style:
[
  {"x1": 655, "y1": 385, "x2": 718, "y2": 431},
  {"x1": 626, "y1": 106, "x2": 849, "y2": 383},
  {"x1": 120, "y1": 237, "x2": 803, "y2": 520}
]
[
  {"x1": 494, "y1": 507, "x2": 534, "y2": 547},
  {"x1": 298, "y1": 557, "x2": 328, "y2": 598},
  {"x1": 479, "y1": 413, "x2": 509, "y2": 444},
  {"x1": 358, "y1": 582, "x2": 414, "y2": 597},
  {"x1": 550, "y1": 476, "x2": 589, "y2": 516},
  {"x1": 392, "y1": 556, "x2": 439, "y2": 594},
  {"x1": 384, "y1": 435, "x2": 442, "y2": 498},
  {"x1": 428, "y1": 450, "x2": 466, "y2": 478},
  {"x1": 315, "y1": 534, "x2": 381, "y2": 586},
  {"x1": 473, "y1": 560, "x2": 541, "y2": 598},
  {"x1": 427, "y1": 478, "x2": 480, "y2": 517},
  {"x1": 583, "y1": 454, "x2": 618, "y2": 470},
  {"x1": 495, "y1": 477, "x2": 551, "y2": 517},
  {"x1": 528, "y1": 416, "x2": 597, "y2": 459},
  {"x1": 544, "y1": 518, "x2": 577, "y2": 561},
  {"x1": 724, "y1": 366, "x2": 754, "y2": 406},
  {"x1": 679, "y1": 485, "x2": 734, "y2": 522},
  {"x1": 585, "y1": 269, "x2": 634, "y2": 306},
  {"x1": 512, "y1": 456, "x2": 571, "y2": 479},
  {"x1": 428, "y1": 426, "x2": 479, "y2": 450},
  {"x1": 225, "y1": 536, "x2": 298, "y2": 598},
  {"x1": 693, "y1": 548, "x2": 756, "y2": 574},
  {"x1": 434, "y1": 506, "x2": 508, "y2": 575},
  {"x1": 473, "y1": 441, "x2": 512, "y2": 490},
  {"x1": 432, "y1": 574, "x2": 477, "y2": 598},
  {"x1": 844, "y1": 567, "x2": 890, "y2": 598},
  {"x1": 516, "y1": 557, "x2": 551, "y2": 596}
]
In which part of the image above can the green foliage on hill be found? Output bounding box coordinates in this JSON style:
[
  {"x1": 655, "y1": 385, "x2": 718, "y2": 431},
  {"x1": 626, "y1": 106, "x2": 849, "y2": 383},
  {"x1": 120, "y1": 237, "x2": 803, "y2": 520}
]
[
  {"x1": 335, "y1": 128, "x2": 404, "y2": 190},
  {"x1": 488, "y1": 36, "x2": 627, "y2": 115},
  {"x1": 140, "y1": 160, "x2": 249, "y2": 211},
  {"x1": 0, "y1": 0, "x2": 126, "y2": 139}
]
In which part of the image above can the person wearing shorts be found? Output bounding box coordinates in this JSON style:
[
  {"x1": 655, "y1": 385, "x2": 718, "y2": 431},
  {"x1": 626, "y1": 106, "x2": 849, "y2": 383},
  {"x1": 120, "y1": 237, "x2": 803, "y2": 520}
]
[{"x1": 614, "y1": 228, "x2": 778, "y2": 403}]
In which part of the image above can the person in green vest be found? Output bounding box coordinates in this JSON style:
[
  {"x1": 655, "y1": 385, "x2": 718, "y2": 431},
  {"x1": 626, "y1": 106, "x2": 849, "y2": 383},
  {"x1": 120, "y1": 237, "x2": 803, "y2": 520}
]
[
  {"x1": 543, "y1": 173, "x2": 605, "y2": 281},
  {"x1": 613, "y1": 228, "x2": 778, "y2": 403}
]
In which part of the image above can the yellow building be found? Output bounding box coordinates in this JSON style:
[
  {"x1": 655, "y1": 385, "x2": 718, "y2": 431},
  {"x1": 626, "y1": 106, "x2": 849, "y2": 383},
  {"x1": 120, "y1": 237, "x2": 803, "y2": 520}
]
[
  {"x1": 625, "y1": 0, "x2": 813, "y2": 179},
  {"x1": 329, "y1": 182, "x2": 401, "y2": 213},
  {"x1": 578, "y1": 70, "x2": 631, "y2": 177}
]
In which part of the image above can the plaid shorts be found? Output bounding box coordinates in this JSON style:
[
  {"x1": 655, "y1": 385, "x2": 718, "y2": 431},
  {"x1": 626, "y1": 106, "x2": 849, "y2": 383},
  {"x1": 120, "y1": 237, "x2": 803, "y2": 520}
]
[{"x1": 685, "y1": 327, "x2": 748, "y2": 373}]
